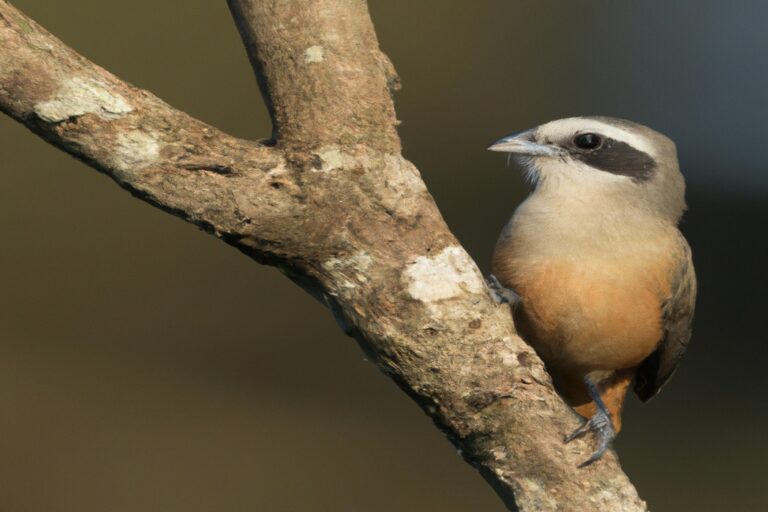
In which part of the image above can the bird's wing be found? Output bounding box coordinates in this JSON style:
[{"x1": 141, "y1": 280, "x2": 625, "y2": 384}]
[{"x1": 634, "y1": 231, "x2": 697, "y2": 402}]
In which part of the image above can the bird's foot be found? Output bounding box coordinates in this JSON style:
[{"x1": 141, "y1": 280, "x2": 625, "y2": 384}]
[
  {"x1": 565, "y1": 376, "x2": 616, "y2": 467},
  {"x1": 486, "y1": 274, "x2": 521, "y2": 308},
  {"x1": 564, "y1": 407, "x2": 616, "y2": 467}
]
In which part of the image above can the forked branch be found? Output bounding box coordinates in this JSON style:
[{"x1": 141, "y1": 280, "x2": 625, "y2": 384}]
[{"x1": 0, "y1": 1, "x2": 647, "y2": 510}]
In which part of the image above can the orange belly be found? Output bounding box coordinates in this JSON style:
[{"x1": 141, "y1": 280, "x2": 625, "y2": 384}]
[
  {"x1": 499, "y1": 260, "x2": 669, "y2": 432},
  {"x1": 509, "y1": 261, "x2": 666, "y2": 373}
]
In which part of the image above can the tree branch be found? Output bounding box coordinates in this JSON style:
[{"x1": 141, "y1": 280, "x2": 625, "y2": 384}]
[
  {"x1": 227, "y1": 0, "x2": 401, "y2": 151},
  {"x1": 0, "y1": 0, "x2": 648, "y2": 509},
  {"x1": 0, "y1": 2, "x2": 297, "y2": 262}
]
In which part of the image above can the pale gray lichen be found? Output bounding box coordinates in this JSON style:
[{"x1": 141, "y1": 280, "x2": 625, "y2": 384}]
[
  {"x1": 314, "y1": 147, "x2": 355, "y2": 172},
  {"x1": 33, "y1": 76, "x2": 133, "y2": 122},
  {"x1": 379, "y1": 155, "x2": 429, "y2": 214},
  {"x1": 303, "y1": 45, "x2": 326, "y2": 63},
  {"x1": 404, "y1": 246, "x2": 484, "y2": 303},
  {"x1": 323, "y1": 250, "x2": 373, "y2": 289},
  {"x1": 113, "y1": 130, "x2": 160, "y2": 172}
]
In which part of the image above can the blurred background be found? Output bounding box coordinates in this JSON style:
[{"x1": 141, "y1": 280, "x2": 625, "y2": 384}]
[{"x1": 1, "y1": 1, "x2": 765, "y2": 510}]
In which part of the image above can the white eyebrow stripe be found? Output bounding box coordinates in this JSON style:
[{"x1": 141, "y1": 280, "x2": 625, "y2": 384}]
[{"x1": 538, "y1": 118, "x2": 655, "y2": 156}]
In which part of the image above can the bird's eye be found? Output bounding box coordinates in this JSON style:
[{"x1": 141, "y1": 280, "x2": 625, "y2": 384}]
[{"x1": 573, "y1": 133, "x2": 602, "y2": 150}]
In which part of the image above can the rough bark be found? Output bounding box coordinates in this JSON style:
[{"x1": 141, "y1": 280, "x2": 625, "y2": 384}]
[{"x1": 0, "y1": 1, "x2": 648, "y2": 510}]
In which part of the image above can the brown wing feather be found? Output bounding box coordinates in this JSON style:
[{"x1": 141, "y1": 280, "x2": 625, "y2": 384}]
[{"x1": 634, "y1": 231, "x2": 697, "y2": 402}]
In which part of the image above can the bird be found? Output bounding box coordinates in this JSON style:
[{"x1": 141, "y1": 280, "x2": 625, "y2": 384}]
[{"x1": 487, "y1": 116, "x2": 696, "y2": 465}]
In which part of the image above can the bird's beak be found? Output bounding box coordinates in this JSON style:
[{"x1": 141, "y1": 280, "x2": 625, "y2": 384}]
[{"x1": 487, "y1": 130, "x2": 560, "y2": 156}]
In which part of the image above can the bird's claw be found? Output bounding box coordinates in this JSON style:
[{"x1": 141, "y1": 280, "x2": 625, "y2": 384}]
[
  {"x1": 486, "y1": 274, "x2": 521, "y2": 308},
  {"x1": 565, "y1": 407, "x2": 616, "y2": 467}
]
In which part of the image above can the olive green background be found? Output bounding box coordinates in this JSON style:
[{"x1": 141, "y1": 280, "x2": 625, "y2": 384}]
[{"x1": 1, "y1": 1, "x2": 766, "y2": 511}]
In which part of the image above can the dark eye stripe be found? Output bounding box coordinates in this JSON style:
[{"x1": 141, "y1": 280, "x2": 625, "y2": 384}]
[{"x1": 571, "y1": 137, "x2": 656, "y2": 181}]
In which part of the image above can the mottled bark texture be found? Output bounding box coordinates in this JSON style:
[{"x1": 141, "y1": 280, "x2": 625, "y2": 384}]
[{"x1": 0, "y1": 1, "x2": 647, "y2": 510}]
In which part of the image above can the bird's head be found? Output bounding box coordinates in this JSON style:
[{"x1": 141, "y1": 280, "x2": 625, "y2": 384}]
[{"x1": 489, "y1": 116, "x2": 686, "y2": 222}]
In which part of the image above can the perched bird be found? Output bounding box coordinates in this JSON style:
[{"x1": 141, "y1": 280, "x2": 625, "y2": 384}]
[{"x1": 487, "y1": 116, "x2": 696, "y2": 465}]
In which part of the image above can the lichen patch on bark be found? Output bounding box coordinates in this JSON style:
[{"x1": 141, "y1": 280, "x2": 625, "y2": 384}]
[
  {"x1": 303, "y1": 45, "x2": 325, "y2": 63},
  {"x1": 323, "y1": 250, "x2": 373, "y2": 289},
  {"x1": 113, "y1": 130, "x2": 160, "y2": 172},
  {"x1": 314, "y1": 147, "x2": 356, "y2": 172},
  {"x1": 33, "y1": 76, "x2": 133, "y2": 122},
  {"x1": 404, "y1": 246, "x2": 484, "y2": 303}
]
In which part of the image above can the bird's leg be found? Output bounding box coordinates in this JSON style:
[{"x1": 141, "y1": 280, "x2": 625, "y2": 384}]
[
  {"x1": 486, "y1": 274, "x2": 522, "y2": 309},
  {"x1": 565, "y1": 377, "x2": 616, "y2": 467}
]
